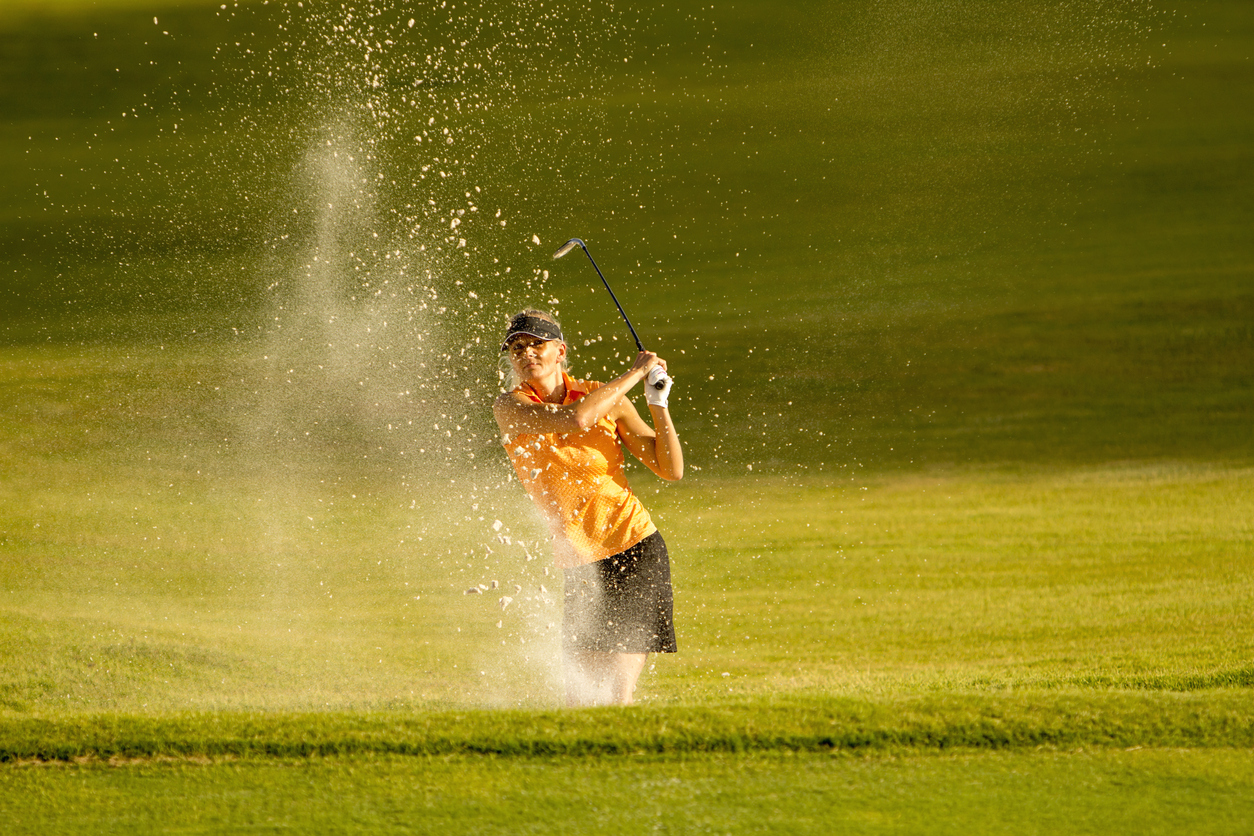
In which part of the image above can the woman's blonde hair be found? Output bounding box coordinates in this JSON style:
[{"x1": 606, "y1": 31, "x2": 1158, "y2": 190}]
[{"x1": 499, "y1": 308, "x2": 570, "y2": 389}]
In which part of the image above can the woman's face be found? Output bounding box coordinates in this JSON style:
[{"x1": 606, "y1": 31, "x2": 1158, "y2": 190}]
[{"x1": 506, "y1": 335, "x2": 566, "y2": 382}]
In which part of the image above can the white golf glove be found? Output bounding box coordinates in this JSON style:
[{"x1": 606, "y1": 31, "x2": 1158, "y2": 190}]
[{"x1": 646, "y1": 366, "x2": 673, "y2": 408}]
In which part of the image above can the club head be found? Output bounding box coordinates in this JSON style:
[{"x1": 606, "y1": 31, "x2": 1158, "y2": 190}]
[{"x1": 553, "y1": 238, "x2": 585, "y2": 260}]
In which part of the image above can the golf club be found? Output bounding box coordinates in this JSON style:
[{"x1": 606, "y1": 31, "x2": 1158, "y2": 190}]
[{"x1": 553, "y1": 237, "x2": 666, "y2": 389}]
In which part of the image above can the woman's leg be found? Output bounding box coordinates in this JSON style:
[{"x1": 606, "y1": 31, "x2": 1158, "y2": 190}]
[
  {"x1": 610, "y1": 652, "x2": 649, "y2": 705},
  {"x1": 565, "y1": 650, "x2": 649, "y2": 706}
]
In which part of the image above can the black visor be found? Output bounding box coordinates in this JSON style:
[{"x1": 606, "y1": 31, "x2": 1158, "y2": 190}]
[{"x1": 501, "y1": 315, "x2": 564, "y2": 351}]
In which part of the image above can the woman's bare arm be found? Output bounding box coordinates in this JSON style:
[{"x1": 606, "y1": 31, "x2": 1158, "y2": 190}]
[
  {"x1": 492, "y1": 352, "x2": 657, "y2": 438},
  {"x1": 614, "y1": 395, "x2": 684, "y2": 481}
]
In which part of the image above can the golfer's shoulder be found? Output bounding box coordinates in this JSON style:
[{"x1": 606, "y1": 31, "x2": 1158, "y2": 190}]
[{"x1": 494, "y1": 388, "x2": 534, "y2": 410}]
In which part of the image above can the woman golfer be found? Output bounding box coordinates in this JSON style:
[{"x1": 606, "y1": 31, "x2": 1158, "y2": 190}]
[{"x1": 493, "y1": 309, "x2": 683, "y2": 706}]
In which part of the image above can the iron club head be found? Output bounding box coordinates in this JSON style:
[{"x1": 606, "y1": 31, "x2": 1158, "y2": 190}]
[{"x1": 553, "y1": 239, "x2": 584, "y2": 259}]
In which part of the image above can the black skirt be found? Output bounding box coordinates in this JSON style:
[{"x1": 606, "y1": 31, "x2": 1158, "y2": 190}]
[{"x1": 562, "y1": 531, "x2": 677, "y2": 654}]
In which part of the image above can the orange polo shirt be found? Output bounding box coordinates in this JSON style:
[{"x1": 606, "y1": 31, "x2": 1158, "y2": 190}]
[{"x1": 503, "y1": 371, "x2": 656, "y2": 568}]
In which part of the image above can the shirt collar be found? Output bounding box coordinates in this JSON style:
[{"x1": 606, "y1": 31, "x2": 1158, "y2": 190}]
[{"x1": 519, "y1": 370, "x2": 585, "y2": 404}]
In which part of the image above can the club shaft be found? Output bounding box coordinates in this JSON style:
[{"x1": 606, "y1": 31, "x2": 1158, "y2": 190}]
[{"x1": 578, "y1": 244, "x2": 645, "y2": 353}]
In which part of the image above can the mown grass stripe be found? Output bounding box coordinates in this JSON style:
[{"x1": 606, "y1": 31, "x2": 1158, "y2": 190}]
[
  {"x1": 1067, "y1": 667, "x2": 1254, "y2": 692},
  {"x1": 4, "y1": 693, "x2": 1252, "y2": 763}
]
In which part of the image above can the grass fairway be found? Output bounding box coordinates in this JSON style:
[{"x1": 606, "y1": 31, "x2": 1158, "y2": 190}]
[
  {"x1": 3, "y1": 464, "x2": 1251, "y2": 828},
  {"x1": 2, "y1": 0, "x2": 1253, "y2": 830},
  {"x1": 4, "y1": 750, "x2": 1254, "y2": 835}
]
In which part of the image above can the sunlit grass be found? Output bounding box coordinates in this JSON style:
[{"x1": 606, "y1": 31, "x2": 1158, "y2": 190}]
[
  {"x1": 4, "y1": 405, "x2": 1251, "y2": 712},
  {"x1": 4, "y1": 749, "x2": 1254, "y2": 835},
  {"x1": 1, "y1": 341, "x2": 1251, "y2": 715},
  {"x1": 0, "y1": 0, "x2": 218, "y2": 20}
]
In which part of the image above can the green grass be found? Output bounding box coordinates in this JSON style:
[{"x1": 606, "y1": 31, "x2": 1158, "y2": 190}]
[
  {"x1": 5, "y1": 691, "x2": 1254, "y2": 762},
  {"x1": 2, "y1": 750, "x2": 1250, "y2": 835},
  {"x1": 2, "y1": 0, "x2": 1253, "y2": 830},
  {"x1": 4, "y1": 445, "x2": 1251, "y2": 711}
]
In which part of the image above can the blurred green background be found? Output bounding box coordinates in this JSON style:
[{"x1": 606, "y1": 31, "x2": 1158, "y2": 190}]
[{"x1": 4, "y1": 0, "x2": 1249, "y2": 474}]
